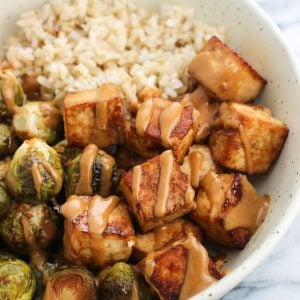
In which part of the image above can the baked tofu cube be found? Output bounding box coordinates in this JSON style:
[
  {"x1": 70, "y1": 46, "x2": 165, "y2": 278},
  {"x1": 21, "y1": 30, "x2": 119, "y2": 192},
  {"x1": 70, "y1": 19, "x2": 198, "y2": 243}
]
[
  {"x1": 181, "y1": 85, "x2": 220, "y2": 142},
  {"x1": 134, "y1": 98, "x2": 200, "y2": 162},
  {"x1": 209, "y1": 102, "x2": 289, "y2": 174},
  {"x1": 137, "y1": 235, "x2": 221, "y2": 300},
  {"x1": 181, "y1": 145, "x2": 219, "y2": 190},
  {"x1": 64, "y1": 84, "x2": 126, "y2": 148},
  {"x1": 190, "y1": 171, "x2": 270, "y2": 248},
  {"x1": 61, "y1": 195, "x2": 135, "y2": 268},
  {"x1": 120, "y1": 150, "x2": 195, "y2": 232},
  {"x1": 188, "y1": 36, "x2": 266, "y2": 103},
  {"x1": 133, "y1": 218, "x2": 202, "y2": 260}
]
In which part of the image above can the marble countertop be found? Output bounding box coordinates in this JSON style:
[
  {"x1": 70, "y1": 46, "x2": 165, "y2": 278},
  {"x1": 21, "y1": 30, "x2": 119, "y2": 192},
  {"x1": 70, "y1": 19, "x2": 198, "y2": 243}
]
[{"x1": 224, "y1": 1, "x2": 300, "y2": 299}]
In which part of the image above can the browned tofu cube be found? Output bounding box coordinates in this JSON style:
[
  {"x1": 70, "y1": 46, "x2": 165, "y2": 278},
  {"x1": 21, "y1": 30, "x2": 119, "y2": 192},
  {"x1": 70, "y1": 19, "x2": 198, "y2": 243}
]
[
  {"x1": 181, "y1": 145, "x2": 220, "y2": 190},
  {"x1": 133, "y1": 218, "x2": 202, "y2": 260},
  {"x1": 61, "y1": 194, "x2": 135, "y2": 268},
  {"x1": 134, "y1": 98, "x2": 200, "y2": 162},
  {"x1": 209, "y1": 102, "x2": 289, "y2": 174},
  {"x1": 181, "y1": 85, "x2": 220, "y2": 142},
  {"x1": 188, "y1": 36, "x2": 266, "y2": 103},
  {"x1": 120, "y1": 150, "x2": 195, "y2": 232},
  {"x1": 190, "y1": 171, "x2": 270, "y2": 248},
  {"x1": 137, "y1": 235, "x2": 221, "y2": 300},
  {"x1": 64, "y1": 84, "x2": 126, "y2": 148}
]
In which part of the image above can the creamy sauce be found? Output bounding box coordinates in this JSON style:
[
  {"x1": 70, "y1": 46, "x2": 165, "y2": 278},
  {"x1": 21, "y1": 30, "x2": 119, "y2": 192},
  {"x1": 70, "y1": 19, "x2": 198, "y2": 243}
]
[
  {"x1": 179, "y1": 235, "x2": 216, "y2": 299},
  {"x1": 239, "y1": 124, "x2": 254, "y2": 174},
  {"x1": 75, "y1": 144, "x2": 99, "y2": 195},
  {"x1": 159, "y1": 102, "x2": 183, "y2": 144},
  {"x1": 132, "y1": 165, "x2": 142, "y2": 203},
  {"x1": 136, "y1": 99, "x2": 153, "y2": 136},
  {"x1": 1, "y1": 71, "x2": 19, "y2": 115},
  {"x1": 41, "y1": 161, "x2": 62, "y2": 194},
  {"x1": 188, "y1": 151, "x2": 204, "y2": 189},
  {"x1": 98, "y1": 150, "x2": 115, "y2": 197},
  {"x1": 224, "y1": 176, "x2": 270, "y2": 233},
  {"x1": 39, "y1": 102, "x2": 60, "y2": 128},
  {"x1": 96, "y1": 100, "x2": 108, "y2": 130},
  {"x1": 155, "y1": 151, "x2": 174, "y2": 218},
  {"x1": 87, "y1": 195, "x2": 120, "y2": 234},
  {"x1": 60, "y1": 195, "x2": 87, "y2": 221},
  {"x1": 31, "y1": 164, "x2": 43, "y2": 198}
]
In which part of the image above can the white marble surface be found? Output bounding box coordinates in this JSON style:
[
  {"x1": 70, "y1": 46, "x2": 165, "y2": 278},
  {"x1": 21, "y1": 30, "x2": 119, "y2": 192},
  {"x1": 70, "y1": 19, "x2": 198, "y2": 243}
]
[{"x1": 223, "y1": 1, "x2": 300, "y2": 299}]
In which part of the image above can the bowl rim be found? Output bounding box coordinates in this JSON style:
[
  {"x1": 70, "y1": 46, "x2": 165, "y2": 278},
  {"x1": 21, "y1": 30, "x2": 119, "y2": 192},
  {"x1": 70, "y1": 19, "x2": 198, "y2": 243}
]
[{"x1": 192, "y1": 0, "x2": 300, "y2": 299}]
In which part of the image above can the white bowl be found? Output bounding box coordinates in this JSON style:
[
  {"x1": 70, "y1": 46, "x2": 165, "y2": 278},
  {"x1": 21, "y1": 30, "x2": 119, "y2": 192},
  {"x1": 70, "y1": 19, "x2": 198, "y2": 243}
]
[{"x1": 1, "y1": 0, "x2": 300, "y2": 299}]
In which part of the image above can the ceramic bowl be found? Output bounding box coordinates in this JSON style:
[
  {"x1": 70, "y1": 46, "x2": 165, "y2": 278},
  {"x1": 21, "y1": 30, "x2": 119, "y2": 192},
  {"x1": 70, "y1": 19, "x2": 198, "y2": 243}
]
[{"x1": 1, "y1": 0, "x2": 300, "y2": 299}]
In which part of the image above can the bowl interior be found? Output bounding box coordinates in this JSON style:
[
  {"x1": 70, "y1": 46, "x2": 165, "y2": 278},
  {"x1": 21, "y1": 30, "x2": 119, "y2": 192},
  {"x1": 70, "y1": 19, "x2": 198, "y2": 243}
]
[{"x1": 1, "y1": 0, "x2": 300, "y2": 299}]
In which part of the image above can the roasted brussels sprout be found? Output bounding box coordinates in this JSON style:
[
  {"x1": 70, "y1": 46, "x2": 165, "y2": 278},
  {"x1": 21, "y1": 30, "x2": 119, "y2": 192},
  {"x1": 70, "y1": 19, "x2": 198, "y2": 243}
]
[
  {"x1": 13, "y1": 101, "x2": 62, "y2": 145},
  {"x1": 43, "y1": 267, "x2": 97, "y2": 300},
  {"x1": 53, "y1": 140, "x2": 81, "y2": 168},
  {"x1": 0, "y1": 258, "x2": 36, "y2": 300},
  {"x1": 30, "y1": 265, "x2": 45, "y2": 300},
  {"x1": 65, "y1": 144, "x2": 116, "y2": 197},
  {"x1": 0, "y1": 202, "x2": 58, "y2": 255},
  {"x1": 0, "y1": 157, "x2": 11, "y2": 182},
  {"x1": 0, "y1": 70, "x2": 25, "y2": 119},
  {"x1": 97, "y1": 262, "x2": 155, "y2": 300},
  {"x1": 0, "y1": 184, "x2": 11, "y2": 219},
  {"x1": 5, "y1": 138, "x2": 64, "y2": 203},
  {"x1": 0, "y1": 123, "x2": 19, "y2": 159}
]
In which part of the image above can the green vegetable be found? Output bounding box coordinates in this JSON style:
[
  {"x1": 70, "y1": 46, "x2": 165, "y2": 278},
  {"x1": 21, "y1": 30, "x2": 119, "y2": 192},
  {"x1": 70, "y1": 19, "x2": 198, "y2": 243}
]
[
  {"x1": 0, "y1": 258, "x2": 36, "y2": 300},
  {"x1": 53, "y1": 140, "x2": 81, "y2": 168},
  {"x1": 0, "y1": 184, "x2": 11, "y2": 219},
  {"x1": 65, "y1": 147, "x2": 116, "y2": 197},
  {"x1": 43, "y1": 267, "x2": 97, "y2": 300},
  {"x1": 5, "y1": 138, "x2": 63, "y2": 203},
  {"x1": 0, "y1": 202, "x2": 58, "y2": 255},
  {"x1": 0, "y1": 123, "x2": 19, "y2": 159},
  {"x1": 30, "y1": 265, "x2": 45, "y2": 300},
  {"x1": 0, "y1": 71, "x2": 25, "y2": 119},
  {"x1": 0, "y1": 157, "x2": 11, "y2": 182},
  {"x1": 13, "y1": 101, "x2": 62, "y2": 145},
  {"x1": 97, "y1": 262, "x2": 155, "y2": 300}
]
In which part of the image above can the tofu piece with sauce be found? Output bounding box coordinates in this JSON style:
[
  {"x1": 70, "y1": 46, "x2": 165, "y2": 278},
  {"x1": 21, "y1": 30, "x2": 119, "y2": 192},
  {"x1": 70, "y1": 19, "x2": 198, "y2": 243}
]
[
  {"x1": 60, "y1": 194, "x2": 135, "y2": 268},
  {"x1": 209, "y1": 102, "x2": 289, "y2": 174},
  {"x1": 133, "y1": 98, "x2": 200, "y2": 162},
  {"x1": 137, "y1": 235, "x2": 221, "y2": 300},
  {"x1": 133, "y1": 218, "x2": 202, "y2": 260},
  {"x1": 190, "y1": 171, "x2": 270, "y2": 248},
  {"x1": 120, "y1": 150, "x2": 196, "y2": 232},
  {"x1": 188, "y1": 36, "x2": 266, "y2": 103},
  {"x1": 64, "y1": 85, "x2": 126, "y2": 148}
]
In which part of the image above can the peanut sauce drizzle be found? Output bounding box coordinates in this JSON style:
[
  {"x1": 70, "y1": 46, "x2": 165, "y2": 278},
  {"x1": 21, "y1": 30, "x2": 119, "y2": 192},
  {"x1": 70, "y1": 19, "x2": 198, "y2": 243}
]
[
  {"x1": 239, "y1": 124, "x2": 254, "y2": 174},
  {"x1": 224, "y1": 177, "x2": 270, "y2": 234},
  {"x1": 136, "y1": 99, "x2": 153, "y2": 137},
  {"x1": 75, "y1": 144, "x2": 99, "y2": 195},
  {"x1": 96, "y1": 100, "x2": 108, "y2": 130},
  {"x1": 60, "y1": 195, "x2": 87, "y2": 221},
  {"x1": 41, "y1": 161, "x2": 63, "y2": 194},
  {"x1": 132, "y1": 165, "x2": 142, "y2": 203},
  {"x1": 1, "y1": 71, "x2": 19, "y2": 115},
  {"x1": 159, "y1": 102, "x2": 183, "y2": 144},
  {"x1": 188, "y1": 151, "x2": 204, "y2": 189},
  {"x1": 98, "y1": 150, "x2": 115, "y2": 197},
  {"x1": 179, "y1": 235, "x2": 216, "y2": 299},
  {"x1": 155, "y1": 151, "x2": 174, "y2": 218}
]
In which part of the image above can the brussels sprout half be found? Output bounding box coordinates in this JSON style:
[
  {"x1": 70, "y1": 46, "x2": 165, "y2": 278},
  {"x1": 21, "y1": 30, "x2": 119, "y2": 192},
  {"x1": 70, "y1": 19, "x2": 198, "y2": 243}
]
[
  {"x1": 53, "y1": 140, "x2": 81, "y2": 169},
  {"x1": 43, "y1": 267, "x2": 97, "y2": 300},
  {"x1": 0, "y1": 184, "x2": 11, "y2": 219},
  {"x1": 0, "y1": 202, "x2": 58, "y2": 255},
  {"x1": 0, "y1": 258, "x2": 36, "y2": 300},
  {"x1": 13, "y1": 101, "x2": 62, "y2": 145},
  {"x1": 5, "y1": 138, "x2": 63, "y2": 203},
  {"x1": 0, "y1": 123, "x2": 20, "y2": 159},
  {"x1": 97, "y1": 262, "x2": 155, "y2": 300},
  {"x1": 0, "y1": 71, "x2": 25, "y2": 119}
]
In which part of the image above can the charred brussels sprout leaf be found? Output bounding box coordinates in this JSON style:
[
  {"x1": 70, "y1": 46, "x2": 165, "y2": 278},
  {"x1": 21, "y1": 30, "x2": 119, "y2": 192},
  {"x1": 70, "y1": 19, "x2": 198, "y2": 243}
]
[
  {"x1": 0, "y1": 202, "x2": 58, "y2": 255},
  {"x1": 43, "y1": 267, "x2": 97, "y2": 300},
  {"x1": 0, "y1": 258, "x2": 36, "y2": 300},
  {"x1": 0, "y1": 184, "x2": 11, "y2": 219},
  {"x1": 5, "y1": 138, "x2": 64, "y2": 203},
  {"x1": 13, "y1": 101, "x2": 62, "y2": 145},
  {"x1": 0, "y1": 71, "x2": 25, "y2": 119},
  {"x1": 53, "y1": 140, "x2": 81, "y2": 169},
  {"x1": 98, "y1": 262, "x2": 155, "y2": 300}
]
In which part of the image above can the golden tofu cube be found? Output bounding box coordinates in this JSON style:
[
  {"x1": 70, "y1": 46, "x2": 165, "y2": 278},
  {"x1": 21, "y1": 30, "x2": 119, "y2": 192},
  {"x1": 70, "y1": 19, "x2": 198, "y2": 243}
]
[
  {"x1": 209, "y1": 102, "x2": 289, "y2": 174},
  {"x1": 181, "y1": 145, "x2": 220, "y2": 190},
  {"x1": 190, "y1": 171, "x2": 270, "y2": 248},
  {"x1": 134, "y1": 98, "x2": 200, "y2": 162},
  {"x1": 188, "y1": 36, "x2": 266, "y2": 103},
  {"x1": 61, "y1": 195, "x2": 135, "y2": 268},
  {"x1": 120, "y1": 150, "x2": 195, "y2": 232},
  {"x1": 64, "y1": 84, "x2": 126, "y2": 148},
  {"x1": 137, "y1": 235, "x2": 220, "y2": 300},
  {"x1": 133, "y1": 218, "x2": 202, "y2": 260}
]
